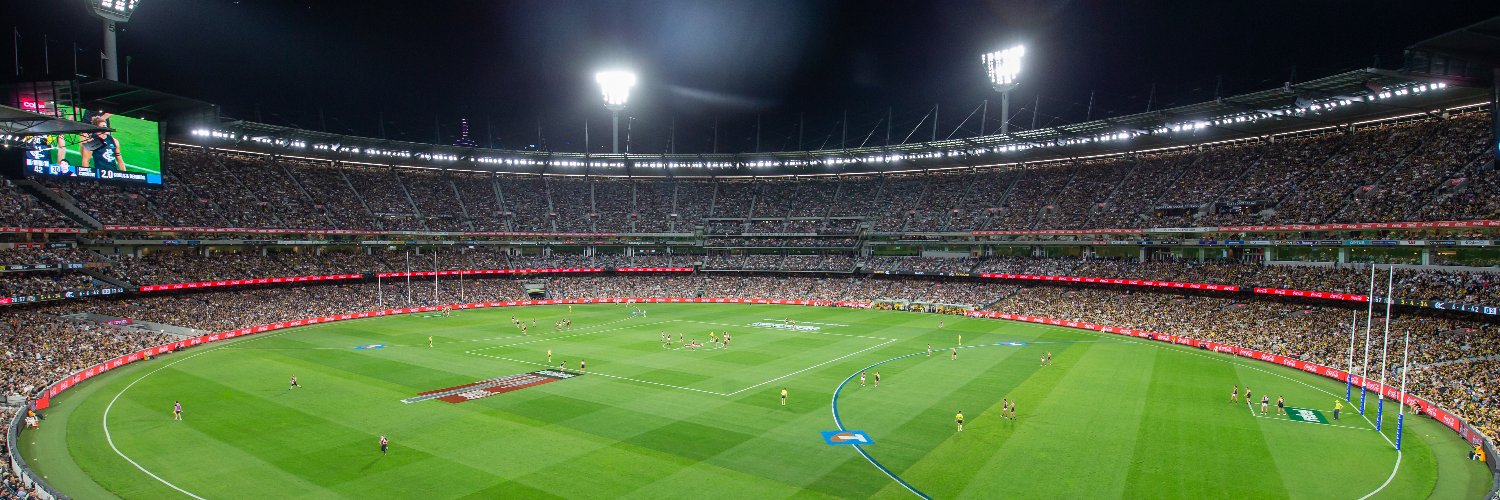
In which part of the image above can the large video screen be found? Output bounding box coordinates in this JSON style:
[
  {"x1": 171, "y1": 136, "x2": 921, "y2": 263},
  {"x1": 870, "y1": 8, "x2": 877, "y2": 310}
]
[{"x1": 22, "y1": 105, "x2": 163, "y2": 184}]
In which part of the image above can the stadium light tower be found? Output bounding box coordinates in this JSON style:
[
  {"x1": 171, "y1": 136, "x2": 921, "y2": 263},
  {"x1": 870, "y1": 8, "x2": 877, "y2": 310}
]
[
  {"x1": 982, "y1": 45, "x2": 1025, "y2": 135},
  {"x1": 86, "y1": 0, "x2": 141, "y2": 81},
  {"x1": 596, "y1": 70, "x2": 637, "y2": 154}
]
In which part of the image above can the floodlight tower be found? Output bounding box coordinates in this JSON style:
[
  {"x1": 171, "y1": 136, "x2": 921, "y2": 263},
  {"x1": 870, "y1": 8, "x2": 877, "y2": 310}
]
[
  {"x1": 982, "y1": 45, "x2": 1025, "y2": 135},
  {"x1": 596, "y1": 70, "x2": 637, "y2": 153},
  {"x1": 86, "y1": 0, "x2": 141, "y2": 81}
]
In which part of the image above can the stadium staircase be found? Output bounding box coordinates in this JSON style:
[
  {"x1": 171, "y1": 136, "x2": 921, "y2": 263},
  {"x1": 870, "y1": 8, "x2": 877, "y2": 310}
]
[
  {"x1": 12, "y1": 179, "x2": 102, "y2": 229},
  {"x1": 59, "y1": 311, "x2": 207, "y2": 338},
  {"x1": 1139, "y1": 154, "x2": 1199, "y2": 225},
  {"x1": 81, "y1": 268, "x2": 134, "y2": 290},
  {"x1": 218, "y1": 154, "x2": 287, "y2": 227},
  {"x1": 493, "y1": 176, "x2": 514, "y2": 231},
  {"x1": 1327, "y1": 122, "x2": 1443, "y2": 222},
  {"x1": 1029, "y1": 160, "x2": 1084, "y2": 230},
  {"x1": 337, "y1": 169, "x2": 383, "y2": 230},
  {"x1": 445, "y1": 173, "x2": 475, "y2": 232},
  {"x1": 542, "y1": 177, "x2": 559, "y2": 233},
  {"x1": 1081, "y1": 155, "x2": 1142, "y2": 228},
  {"x1": 392, "y1": 168, "x2": 430, "y2": 231},
  {"x1": 975, "y1": 171, "x2": 1022, "y2": 231},
  {"x1": 271, "y1": 158, "x2": 339, "y2": 228},
  {"x1": 1405, "y1": 157, "x2": 1495, "y2": 220},
  {"x1": 1206, "y1": 153, "x2": 1269, "y2": 220},
  {"x1": 937, "y1": 171, "x2": 980, "y2": 231},
  {"x1": 1266, "y1": 132, "x2": 1355, "y2": 220}
]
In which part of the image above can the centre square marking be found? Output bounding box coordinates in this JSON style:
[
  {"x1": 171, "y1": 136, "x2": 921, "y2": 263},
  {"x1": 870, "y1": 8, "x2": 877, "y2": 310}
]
[{"x1": 402, "y1": 370, "x2": 583, "y2": 404}]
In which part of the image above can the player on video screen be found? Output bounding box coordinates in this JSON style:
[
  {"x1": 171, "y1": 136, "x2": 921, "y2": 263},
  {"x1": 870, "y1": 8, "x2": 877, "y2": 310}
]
[{"x1": 81, "y1": 113, "x2": 125, "y2": 171}]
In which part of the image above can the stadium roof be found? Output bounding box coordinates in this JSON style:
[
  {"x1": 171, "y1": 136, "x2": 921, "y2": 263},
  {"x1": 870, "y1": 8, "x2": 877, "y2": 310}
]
[
  {"x1": 184, "y1": 68, "x2": 1488, "y2": 177},
  {"x1": 1407, "y1": 16, "x2": 1500, "y2": 70},
  {"x1": 76, "y1": 79, "x2": 218, "y2": 122},
  {"x1": 0, "y1": 105, "x2": 110, "y2": 137}
]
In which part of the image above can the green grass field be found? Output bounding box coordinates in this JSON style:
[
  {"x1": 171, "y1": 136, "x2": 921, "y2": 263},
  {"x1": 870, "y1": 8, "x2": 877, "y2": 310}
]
[
  {"x1": 54, "y1": 104, "x2": 163, "y2": 175},
  {"x1": 19, "y1": 304, "x2": 1494, "y2": 498}
]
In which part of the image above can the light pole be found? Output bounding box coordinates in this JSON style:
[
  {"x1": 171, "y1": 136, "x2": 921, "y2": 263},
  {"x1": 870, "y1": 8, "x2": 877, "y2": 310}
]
[
  {"x1": 86, "y1": 0, "x2": 141, "y2": 82},
  {"x1": 982, "y1": 45, "x2": 1025, "y2": 135},
  {"x1": 596, "y1": 70, "x2": 637, "y2": 153}
]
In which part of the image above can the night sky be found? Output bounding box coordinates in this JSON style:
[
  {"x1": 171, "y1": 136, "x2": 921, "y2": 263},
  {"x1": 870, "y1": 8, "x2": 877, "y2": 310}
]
[{"x1": 4, "y1": 0, "x2": 1498, "y2": 154}]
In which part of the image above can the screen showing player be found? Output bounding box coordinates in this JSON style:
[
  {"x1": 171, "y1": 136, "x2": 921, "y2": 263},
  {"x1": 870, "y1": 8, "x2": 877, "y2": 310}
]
[{"x1": 21, "y1": 105, "x2": 164, "y2": 185}]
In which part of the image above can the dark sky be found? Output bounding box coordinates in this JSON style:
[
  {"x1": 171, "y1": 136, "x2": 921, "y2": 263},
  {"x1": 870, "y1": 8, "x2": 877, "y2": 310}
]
[{"x1": 4, "y1": 0, "x2": 1498, "y2": 154}]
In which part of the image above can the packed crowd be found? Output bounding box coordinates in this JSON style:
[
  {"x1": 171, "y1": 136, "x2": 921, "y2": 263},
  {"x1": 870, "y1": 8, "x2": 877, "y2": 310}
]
[
  {"x1": 0, "y1": 272, "x2": 109, "y2": 297},
  {"x1": 701, "y1": 254, "x2": 857, "y2": 272},
  {"x1": 0, "y1": 272, "x2": 1496, "y2": 442},
  {"x1": 0, "y1": 250, "x2": 1470, "y2": 307},
  {"x1": 9, "y1": 110, "x2": 1489, "y2": 235},
  {"x1": 0, "y1": 246, "x2": 101, "y2": 267},
  {"x1": 0, "y1": 309, "x2": 172, "y2": 402},
  {"x1": 0, "y1": 181, "x2": 72, "y2": 230}
]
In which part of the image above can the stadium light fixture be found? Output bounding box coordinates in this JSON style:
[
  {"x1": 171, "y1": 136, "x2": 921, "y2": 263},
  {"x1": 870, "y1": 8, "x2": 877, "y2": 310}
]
[
  {"x1": 595, "y1": 70, "x2": 636, "y2": 153},
  {"x1": 982, "y1": 45, "x2": 1025, "y2": 135},
  {"x1": 86, "y1": 0, "x2": 141, "y2": 81}
]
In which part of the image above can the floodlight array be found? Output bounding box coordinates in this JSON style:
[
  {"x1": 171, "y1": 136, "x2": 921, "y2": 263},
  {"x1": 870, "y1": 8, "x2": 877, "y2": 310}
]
[
  {"x1": 91, "y1": 0, "x2": 140, "y2": 21},
  {"x1": 982, "y1": 45, "x2": 1025, "y2": 90},
  {"x1": 596, "y1": 71, "x2": 637, "y2": 110}
]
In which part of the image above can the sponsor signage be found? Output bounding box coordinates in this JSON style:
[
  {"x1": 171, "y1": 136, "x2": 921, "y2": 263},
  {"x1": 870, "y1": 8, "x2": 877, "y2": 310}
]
[
  {"x1": 0, "y1": 262, "x2": 84, "y2": 272},
  {"x1": 403, "y1": 370, "x2": 579, "y2": 404},
  {"x1": 1432, "y1": 301, "x2": 1500, "y2": 316},
  {"x1": 0, "y1": 227, "x2": 83, "y2": 234},
  {"x1": 614, "y1": 267, "x2": 694, "y2": 272},
  {"x1": 978, "y1": 273, "x2": 1238, "y2": 292},
  {"x1": 138, "y1": 274, "x2": 363, "y2": 292},
  {"x1": 821, "y1": 430, "x2": 873, "y2": 445},
  {"x1": 102, "y1": 225, "x2": 620, "y2": 237},
  {"x1": 1252, "y1": 287, "x2": 1367, "y2": 302},
  {"x1": 4, "y1": 287, "x2": 126, "y2": 305},
  {"x1": 375, "y1": 268, "x2": 605, "y2": 278},
  {"x1": 973, "y1": 220, "x2": 1500, "y2": 237},
  {"x1": 1284, "y1": 407, "x2": 1330, "y2": 425}
]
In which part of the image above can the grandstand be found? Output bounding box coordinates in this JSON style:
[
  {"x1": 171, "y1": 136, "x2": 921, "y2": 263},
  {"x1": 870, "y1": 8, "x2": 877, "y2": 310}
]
[{"x1": 0, "y1": 5, "x2": 1497, "y2": 499}]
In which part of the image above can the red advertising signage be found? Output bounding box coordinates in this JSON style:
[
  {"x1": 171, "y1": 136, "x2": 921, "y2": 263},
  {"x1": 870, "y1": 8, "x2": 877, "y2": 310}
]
[
  {"x1": 614, "y1": 267, "x2": 694, "y2": 272},
  {"x1": 1218, "y1": 219, "x2": 1500, "y2": 232},
  {"x1": 137, "y1": 274, "x2": 364, "y2": 292},
  {"x1": 979, "y1": 273, "x2": 1239, "y2": 292},
  {"x1": 100, "y1": 225, "x2": 617, "y2": 237},
  {"x1": 375, "y1": 268, "x2": 605, "y2": 278},
  {"x1": 0, "y1": 227, "x2": 83, "y2": 234},
  {"x1": 1252, "y1": 287, "x2": 1369, "y2": 302},
  {"x1": 971, "y1": 219, "x2": 1500, "y2": 236}
]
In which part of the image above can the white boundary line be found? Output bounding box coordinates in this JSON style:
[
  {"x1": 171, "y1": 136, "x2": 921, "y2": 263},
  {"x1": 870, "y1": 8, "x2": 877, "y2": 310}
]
[
  {"x1": 724, "y1": 338, "x2": 897, "y2": 396},
  {"x1": 1042, "y1": 323, "x2": 1402, "y2": 498},
  {"x1": 100, "y1": 326, "x2": 313, "y2": 499}
]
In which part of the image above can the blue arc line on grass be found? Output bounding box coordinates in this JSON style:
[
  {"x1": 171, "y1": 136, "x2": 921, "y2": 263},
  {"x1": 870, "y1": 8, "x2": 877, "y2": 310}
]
[
  {"x1": 830, "y1": 350, "x2": 932, "y2": 499},
  {"x1": 827, "y1": 340, "x2": 1041, "y2": 498}
]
